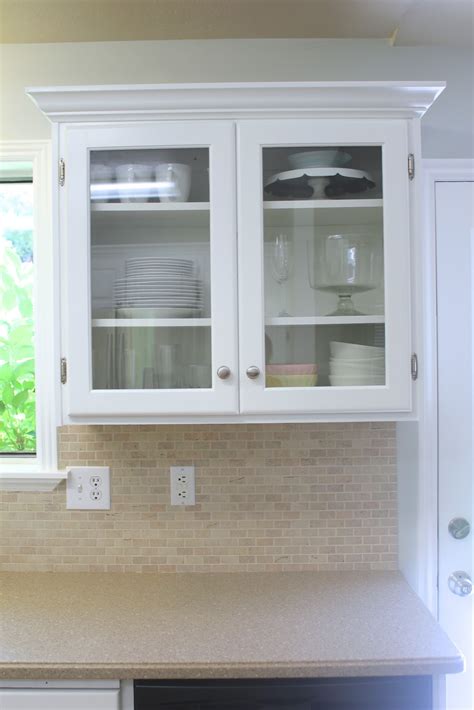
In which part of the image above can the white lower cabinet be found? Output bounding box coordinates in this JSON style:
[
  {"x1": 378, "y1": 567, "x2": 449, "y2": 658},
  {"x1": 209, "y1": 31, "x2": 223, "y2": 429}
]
[
  {"x1": 0, "y1": 689, "x2": 120, "y2": 709},
  {"x1": 27, "y1": 81, "x2": 444, "y2": 422}
]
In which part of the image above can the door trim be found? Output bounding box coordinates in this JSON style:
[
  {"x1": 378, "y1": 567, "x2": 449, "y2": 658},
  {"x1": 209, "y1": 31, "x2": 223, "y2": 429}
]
[{"x1": 420, "y1": 159, "x2": 474, "y2": 616}]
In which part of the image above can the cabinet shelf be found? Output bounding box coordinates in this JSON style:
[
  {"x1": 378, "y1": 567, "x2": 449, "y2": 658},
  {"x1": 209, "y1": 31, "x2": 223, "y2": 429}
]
[
  {"x1": 91, "y1": 202, "x2": 210, "y2": 229},
  {"x1": 91, "y1": 201, "x2": 210, "y2": 212},
  {"x1": 265, "y1": 316, "x2": 385, "y2": 326},
  {"x1": 263, "y1": 199, "x2": 383, "y2": 228},
  {"x1": 92, "y1": 318, "x2": 211, "y2": 328}
]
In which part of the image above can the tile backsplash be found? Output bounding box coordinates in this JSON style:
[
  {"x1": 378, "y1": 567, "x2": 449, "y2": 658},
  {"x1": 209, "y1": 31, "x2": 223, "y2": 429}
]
[{"x1": 0, "y1": 423, "x2": 397, "y2": 573}]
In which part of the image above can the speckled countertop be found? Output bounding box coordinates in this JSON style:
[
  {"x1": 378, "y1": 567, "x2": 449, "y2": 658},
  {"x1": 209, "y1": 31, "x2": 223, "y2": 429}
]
[{"x1": 0, "y1": 571, "x2": 463, "y2": 680}]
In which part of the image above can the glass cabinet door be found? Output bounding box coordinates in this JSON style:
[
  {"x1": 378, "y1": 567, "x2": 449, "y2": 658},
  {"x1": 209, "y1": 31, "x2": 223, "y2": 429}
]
[
  {"x1": 63, "y1": 121, "x2": 237, "y2": 417},
  {"x1": 238, "y1": 119, "x2": 411, "y2": 414}
]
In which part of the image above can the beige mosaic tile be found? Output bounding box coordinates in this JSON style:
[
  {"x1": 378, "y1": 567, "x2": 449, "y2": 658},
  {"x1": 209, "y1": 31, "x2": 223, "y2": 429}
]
[{"x1": 0, "y1": 423, "x2": 397, "y2": 573}]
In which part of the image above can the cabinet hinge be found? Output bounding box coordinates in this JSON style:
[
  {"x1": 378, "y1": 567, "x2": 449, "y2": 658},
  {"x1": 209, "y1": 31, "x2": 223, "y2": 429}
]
[
  {"x1": 60, "y1": 357, "x2": 67, "y2": 384},
  {"x1": 408, "y1": 153, "x2": 415, "y2": 181},
  {"x1": 59, "y1": 158, "x2": 65, "y2": 187},
  {"x1": 411, "y1": 353, "x2": 418, "y2": 381}
]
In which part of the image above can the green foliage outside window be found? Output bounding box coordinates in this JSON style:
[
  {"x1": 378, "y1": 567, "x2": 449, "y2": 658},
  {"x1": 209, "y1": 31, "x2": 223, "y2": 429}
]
[{"x1": 0, "y1": 183, "x2": 35, "y2": 454}]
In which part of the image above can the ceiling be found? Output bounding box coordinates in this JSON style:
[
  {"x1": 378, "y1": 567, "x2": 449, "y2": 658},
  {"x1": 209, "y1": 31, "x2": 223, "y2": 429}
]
[{"x1": 0, "y1": 0, "x2": 472, "y2": 46}]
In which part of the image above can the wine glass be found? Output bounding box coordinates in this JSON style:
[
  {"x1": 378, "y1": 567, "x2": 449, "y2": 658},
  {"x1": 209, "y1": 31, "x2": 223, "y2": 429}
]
[{"x1": 271, "y1": 234, "x2": 292, "y2": 316}]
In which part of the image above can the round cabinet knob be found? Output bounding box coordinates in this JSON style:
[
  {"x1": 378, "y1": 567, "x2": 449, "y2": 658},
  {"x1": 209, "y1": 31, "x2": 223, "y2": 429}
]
[
  {"x1": 217, "y1": 366, "x2": 231, "y2": 380},
  {"x1": 246, "y1": 366, "x2": 260, "y2": 380},
  {"x1": 448, "y1": 571, "x2": 473, "y2": 597},
  {"x1": 448, "y1": 517, "x2": 471, "y2": 540}
]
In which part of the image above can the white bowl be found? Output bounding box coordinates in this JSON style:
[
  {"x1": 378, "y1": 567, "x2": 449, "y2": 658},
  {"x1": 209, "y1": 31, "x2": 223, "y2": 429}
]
[
  {"x1": 330, "y1": 355, "x2": 384, "y2": 363},
  {"x1": 90, "y1": 163, "x2": 114, "y2": 182},
  {"x1": 330, "y1": 361, "x2": 385, "y2": 376},
  {"x1": 329, "y1": 374, "x2": 385, "y2": 387},
  {"x1": 288, "y1": 149, "x2": 352, "y2": 170},
  {"x1": 329, "y1": 341, "x2": 385, "y2": 360}
]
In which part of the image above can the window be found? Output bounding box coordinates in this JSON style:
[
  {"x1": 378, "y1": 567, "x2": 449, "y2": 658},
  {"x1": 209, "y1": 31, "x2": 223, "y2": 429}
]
[
  {"x1": 0, "y1": 142, "x2": 63, "y2": 490},
  {"x1": 0, "y1": 179, "x2": 36, "y2": 455}
]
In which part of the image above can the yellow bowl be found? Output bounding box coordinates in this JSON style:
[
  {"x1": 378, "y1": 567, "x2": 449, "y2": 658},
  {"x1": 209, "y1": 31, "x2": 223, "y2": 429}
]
[{"x1": 266, "y1": 373, "x2": 318, "y2": 388}]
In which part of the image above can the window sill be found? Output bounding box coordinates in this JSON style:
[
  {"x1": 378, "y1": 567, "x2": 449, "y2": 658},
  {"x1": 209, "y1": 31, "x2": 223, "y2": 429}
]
[{"x1": 0, "y1": 469, "x2": 67, "y2": 492}]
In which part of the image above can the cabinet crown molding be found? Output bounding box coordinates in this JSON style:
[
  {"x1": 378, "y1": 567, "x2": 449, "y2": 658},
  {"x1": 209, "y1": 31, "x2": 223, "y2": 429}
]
[{"x1": 26, "y1": 81, "x2": 445, "y2": 123}]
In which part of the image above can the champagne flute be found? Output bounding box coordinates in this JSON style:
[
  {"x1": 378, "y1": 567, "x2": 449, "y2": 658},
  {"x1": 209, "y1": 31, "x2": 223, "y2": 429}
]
[{"x1": 271, "y1": 233, "x2": 291, "y2": 316}]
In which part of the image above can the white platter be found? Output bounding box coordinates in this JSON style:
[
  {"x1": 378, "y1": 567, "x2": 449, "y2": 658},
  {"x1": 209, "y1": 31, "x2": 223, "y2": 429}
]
[
  {"x1": 116, "y1": 307, "x2": 202, "y2": 318},
  {"x1": 116, "y1": 277, "x2": 201, "y2": 284},
  {"x1": 125, "y1": 270, "x2": 195, "y2": 277},
  {"x1": 115, "y1": 298, "x2": 203, "y2": 304},
  {"x1": 125, "y1": 263, "x2": 194, "y2": 269},
  {"x1": 264, "y1": 166, "x2": 374, "y2": 188},
  {"x1": 126, "y1": 268, "x2": 194, "y2": 273},
  {"x1": 115, "y1": 295, "x2": 202, "y2": 300},
  {"x1": 126, "y1": 258, "x2": 194, "y2": 263},
  {"x1": 115, "y1": 282, "x2": 201, "y2": 288},
  {"x1": 114, "y1": 290, "x2": 202, "y2": 296},
  {"x1": 126, "y1": 258, "x2": 194, "y2": 266},
  {"x1": 288, "y1": 150, "x2": 352, "y2": 170},
  {"x1": 115, "y1": 295, "x2": 203, "y2": 302}
]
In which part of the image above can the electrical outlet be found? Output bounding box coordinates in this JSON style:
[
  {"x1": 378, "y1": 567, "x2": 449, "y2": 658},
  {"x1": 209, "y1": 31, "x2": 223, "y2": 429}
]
[
  {"x1": 170, "y1": 466, "x2": 195, "y2": 506},
  {"x1": 66, "y1": 467, "x2": 110, "y2": 510}
]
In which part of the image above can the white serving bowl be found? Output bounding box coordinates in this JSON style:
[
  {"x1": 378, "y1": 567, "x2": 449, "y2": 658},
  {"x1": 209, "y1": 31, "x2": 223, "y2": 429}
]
[
  {"x1": 329, "y1": 355, "x2": 384, "y2": 364},
  {"x1": 329, "y1": 361, "x2": 385, "y2": 376},
  {"x1": 329, "y1": 374, "x2": 385, "y2": 387},
  {"x1": 115, "y1": 163, "x2": 153, "y2": 203},
  {"x1": 90, "y1": 163, "x2": 114, "y2": 182},
  {"x1": 329, "y1": 341, "x2": 385, "y2": 360},
  {"x1": 330, "y1": 368, "x2": 385, "y2": 379},
  {"x1": 288, "y1": 149, "x2": 352, "y2": 170}
]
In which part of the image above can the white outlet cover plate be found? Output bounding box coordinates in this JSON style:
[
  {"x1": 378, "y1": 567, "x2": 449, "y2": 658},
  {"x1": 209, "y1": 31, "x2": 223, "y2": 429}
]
[
  {"x1": 170, "y1": 466, "x2": 195, "y2": 506},
  {"x1": 66, "y1": 467, "x2": 111, "y2": 510}
]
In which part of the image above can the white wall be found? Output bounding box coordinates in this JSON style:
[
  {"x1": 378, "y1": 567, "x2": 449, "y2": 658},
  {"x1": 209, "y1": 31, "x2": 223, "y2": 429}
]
[{"x1": 1, "y1": 38, "x2": 473, "y2": 157}]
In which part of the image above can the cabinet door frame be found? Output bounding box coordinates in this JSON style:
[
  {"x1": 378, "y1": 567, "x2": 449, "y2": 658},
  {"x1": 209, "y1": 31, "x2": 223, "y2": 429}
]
[
  {"x1": 237, "y1": 118, "x2": 412, "y2": 414},
  {"x1": 60, "y1": 120, "x2": 238, "y2": 417}
]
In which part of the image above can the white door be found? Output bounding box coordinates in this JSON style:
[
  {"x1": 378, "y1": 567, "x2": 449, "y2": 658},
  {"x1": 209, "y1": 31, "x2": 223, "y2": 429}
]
[
  {"x1": 62, "y1": 121, "x2": 238, "y2": 417},
  {"x1": 238, "y1": 119, "x2": 412, "y2": 414},
  {"x1": 437, "y1": 180, "x2": 474, "y2": 710}
]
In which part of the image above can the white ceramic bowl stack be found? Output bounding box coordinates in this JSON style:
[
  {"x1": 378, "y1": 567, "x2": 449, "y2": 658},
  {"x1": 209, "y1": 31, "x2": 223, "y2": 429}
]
[
  {"x1": 329, "y1": 341, "x2": 385, "y2": 386},
  {"x1": 115, "y1": 257, "x2": 203, "y2": 318}
]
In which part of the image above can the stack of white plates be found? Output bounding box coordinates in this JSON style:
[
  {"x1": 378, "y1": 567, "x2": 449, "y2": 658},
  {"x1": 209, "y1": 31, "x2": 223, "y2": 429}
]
[
  {"x1": 329, "y1": 341, "x2": 385, "y2": 386},
  {"x1": 115, "y1": 257, "x2": 203, "y2": 318}
]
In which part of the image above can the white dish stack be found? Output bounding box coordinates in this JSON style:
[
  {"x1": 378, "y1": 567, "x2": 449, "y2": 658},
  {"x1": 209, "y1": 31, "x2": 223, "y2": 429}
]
[
  {"x1": 329, "y1": 341, "x2": 385, "y2": 386},
  {"x1": 115, "y1": 257, "x2": 203, "y2": 318}
]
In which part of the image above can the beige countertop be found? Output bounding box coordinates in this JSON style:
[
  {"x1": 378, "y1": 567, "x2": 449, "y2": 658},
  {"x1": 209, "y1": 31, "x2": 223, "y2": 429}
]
[{"x1": 0, "y1": 571, "x2": 463, "y2": 680}]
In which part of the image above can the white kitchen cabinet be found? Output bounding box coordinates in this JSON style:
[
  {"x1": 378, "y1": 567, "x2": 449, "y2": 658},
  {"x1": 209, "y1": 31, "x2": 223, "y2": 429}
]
[
  {"x1": 27, "y1": 81, "x2": 443, "y2": 423},
  {"x1": 0, "y1": 681, "x2": 120, "y2": 710},
  {"x1": 0, "y1": 681, "x2": 125, "y2": 710},
  {"x1": 0, "y1": 689, "x2": 119, "y2": 709}
]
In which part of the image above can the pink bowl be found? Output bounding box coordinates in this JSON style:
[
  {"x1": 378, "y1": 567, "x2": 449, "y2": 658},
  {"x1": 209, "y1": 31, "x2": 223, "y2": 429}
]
[{"x1": 267, "y1": 363, "x2": 318, "y2": 375}]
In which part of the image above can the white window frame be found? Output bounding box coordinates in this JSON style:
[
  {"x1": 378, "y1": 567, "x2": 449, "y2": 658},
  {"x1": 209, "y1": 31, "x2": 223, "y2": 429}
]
[{"x1": 0, "y1": 141, "x2": 65, "y2": 491}]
